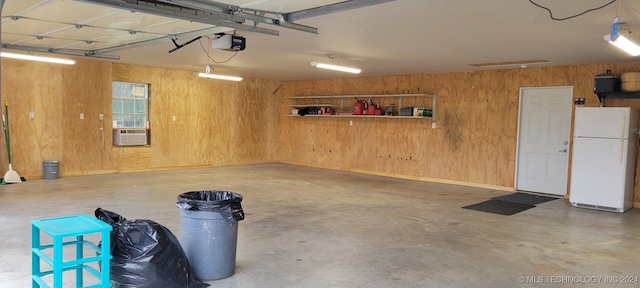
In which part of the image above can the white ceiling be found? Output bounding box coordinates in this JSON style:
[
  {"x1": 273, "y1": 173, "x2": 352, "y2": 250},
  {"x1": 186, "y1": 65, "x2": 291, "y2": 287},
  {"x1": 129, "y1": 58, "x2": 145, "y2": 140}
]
[{"x1": 2, "y1": 0, "x2": 640, "y2": 81}]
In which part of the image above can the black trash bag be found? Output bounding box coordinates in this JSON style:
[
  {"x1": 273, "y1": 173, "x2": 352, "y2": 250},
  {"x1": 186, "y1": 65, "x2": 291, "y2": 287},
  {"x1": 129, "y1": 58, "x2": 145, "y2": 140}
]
[
  {"x1": 95, "y1": 208, "x2": 209, "y2": 288},
  {"x1": 176, "y1": 191, "x2": 245, "y2": 221}
]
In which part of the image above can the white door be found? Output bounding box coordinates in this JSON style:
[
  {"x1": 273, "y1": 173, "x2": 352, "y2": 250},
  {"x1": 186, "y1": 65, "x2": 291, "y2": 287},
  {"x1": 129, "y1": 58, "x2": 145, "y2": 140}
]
[{"x1": 516, "y1": 86, "x2": 573, "y2": 196}]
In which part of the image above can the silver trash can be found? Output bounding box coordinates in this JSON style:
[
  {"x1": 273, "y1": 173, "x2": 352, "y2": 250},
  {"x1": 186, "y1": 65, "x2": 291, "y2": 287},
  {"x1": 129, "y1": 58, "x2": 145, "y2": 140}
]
[
  {"x1": 42, "y1": 160, "x2": 59, "y2": 180},
  {"x1": 176, "y1": 191, "x2": 244, "y2": 281}
]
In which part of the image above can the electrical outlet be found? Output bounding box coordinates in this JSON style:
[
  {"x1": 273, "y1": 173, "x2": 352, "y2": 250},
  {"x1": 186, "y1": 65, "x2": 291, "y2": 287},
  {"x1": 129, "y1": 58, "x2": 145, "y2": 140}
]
[
  {"x1": 99, "y1": 114, "x2": 104, "y2": 120},
  {"x1": 80, "y1": 113, "x2": 84, "y2": 120}
]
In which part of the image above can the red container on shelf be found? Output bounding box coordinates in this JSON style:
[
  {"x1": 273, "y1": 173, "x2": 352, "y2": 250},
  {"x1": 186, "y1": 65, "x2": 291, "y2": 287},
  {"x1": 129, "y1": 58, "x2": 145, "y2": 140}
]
[{"x1": 353, "y1": 100, "x2": 367, "y2": 115}]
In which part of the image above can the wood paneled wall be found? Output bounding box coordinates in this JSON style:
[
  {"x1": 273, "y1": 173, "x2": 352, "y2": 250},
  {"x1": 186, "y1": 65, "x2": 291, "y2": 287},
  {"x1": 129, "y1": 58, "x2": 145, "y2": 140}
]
[
  {"x1": 1, "y1": 59, "x2": 280, "y2": 178},
  {"x1": 278, "y1": 61, "x2": 640, "y2": 207},
  {"x1": 4, "y1": 56, "x2": 640, "y2": 207}
]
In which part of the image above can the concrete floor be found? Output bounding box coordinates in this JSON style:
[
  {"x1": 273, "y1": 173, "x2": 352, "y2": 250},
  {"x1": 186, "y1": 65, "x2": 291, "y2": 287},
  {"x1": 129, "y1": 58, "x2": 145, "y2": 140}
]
[{"x1": 1, "y1": 163, "x2": 640, "y2": 288}]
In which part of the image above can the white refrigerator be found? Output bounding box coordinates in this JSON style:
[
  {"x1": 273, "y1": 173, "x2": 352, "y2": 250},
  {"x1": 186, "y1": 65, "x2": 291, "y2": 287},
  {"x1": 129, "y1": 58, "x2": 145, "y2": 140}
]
[{"x1": 570, "y1": 107, "x2": 639, "y2": 213}]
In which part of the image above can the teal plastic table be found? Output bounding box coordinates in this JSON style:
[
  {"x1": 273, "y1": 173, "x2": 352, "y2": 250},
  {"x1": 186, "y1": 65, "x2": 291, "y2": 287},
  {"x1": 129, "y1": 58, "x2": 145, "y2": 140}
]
[{"x1": 31, "y1": 214, "x2": 111, "y2": 288}]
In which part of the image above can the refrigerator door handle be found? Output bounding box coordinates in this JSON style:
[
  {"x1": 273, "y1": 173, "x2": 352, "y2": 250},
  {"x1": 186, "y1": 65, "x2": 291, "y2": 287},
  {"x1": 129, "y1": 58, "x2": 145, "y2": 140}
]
[{"x1": 620, "y1": 114, "x2": 626, "y2": 163}]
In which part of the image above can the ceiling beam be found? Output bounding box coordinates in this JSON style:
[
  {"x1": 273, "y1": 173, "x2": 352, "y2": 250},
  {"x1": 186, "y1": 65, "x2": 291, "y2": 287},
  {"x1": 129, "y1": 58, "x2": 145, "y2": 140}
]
[
  {"x1": 75, "y1": 0, "x2": 280, "y2": 36},
  {"x1": 1, "y1": 24, "x2": 232, "y2": 59},
  {"x1": 0, "y1": 43, "x2": 120, "y2": 60},
  {"x1": 153, "y1": 0, "x2": 246, "y2": 23},
  {"x1": 146, "y1": 0, "x2": 318, "y2": 34},
  {"x1": 185, "y1": 0, "x2": 319, "y2": 34},
  {"x1": 90, "y1": 26, "x2": 231, "y2": 53},
  {"x1": 233, "y1": 11, "x2": 318, "y2": 34},
  {"x1": 286, "y1": 0, "x2": 396, "y2": 21}
]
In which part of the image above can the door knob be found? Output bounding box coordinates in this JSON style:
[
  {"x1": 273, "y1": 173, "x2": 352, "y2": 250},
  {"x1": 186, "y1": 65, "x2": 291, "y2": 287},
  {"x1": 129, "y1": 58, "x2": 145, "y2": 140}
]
[{"x1": 559, "y1": 148, "x2": 567, "y2": 153}]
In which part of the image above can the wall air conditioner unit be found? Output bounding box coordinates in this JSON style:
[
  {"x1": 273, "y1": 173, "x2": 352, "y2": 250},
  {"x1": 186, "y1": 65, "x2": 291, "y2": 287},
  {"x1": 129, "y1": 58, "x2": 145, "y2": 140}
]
[{"x1": 113, "y1": 129, "x2": 148, "y2": 146}]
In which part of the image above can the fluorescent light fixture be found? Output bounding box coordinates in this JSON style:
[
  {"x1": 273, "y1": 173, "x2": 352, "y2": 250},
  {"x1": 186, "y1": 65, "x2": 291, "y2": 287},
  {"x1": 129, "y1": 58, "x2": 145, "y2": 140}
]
[
  {"x1": 310, "y1": 61, "x2": 361, "y2": 74},
  {"x1": 604, "y1": 34, "x2": 640, "y2": 56},
  {"x1": 197, "y1": 65, "x2": 243, "y2": 81},
  {"x1": 470, "y1": 59, "x2": 551, "y2": 68},
  {"x1": 0, "y1": 52, "x2": 76, "y2": 65},
  {"x1": 197, "y1": 72, "x2": 243, "y2": 81}
]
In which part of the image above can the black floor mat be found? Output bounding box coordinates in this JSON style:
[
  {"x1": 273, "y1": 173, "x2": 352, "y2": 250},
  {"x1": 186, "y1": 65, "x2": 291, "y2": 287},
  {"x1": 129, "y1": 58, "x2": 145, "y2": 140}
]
[
  {"x1": 462, "y1": 199, "x2": 535, "y2": 215},
  {"x1": 491, "y1": 192, "x2": 558, "y2": 205}
]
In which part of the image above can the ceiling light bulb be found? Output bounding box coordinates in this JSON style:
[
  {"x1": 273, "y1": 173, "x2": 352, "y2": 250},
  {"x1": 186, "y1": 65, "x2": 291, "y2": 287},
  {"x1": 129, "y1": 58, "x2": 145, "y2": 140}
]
[
  {"x1": 604, "y1": 34, "x2": 640, "y2": 56},
  {"x1": 196, "y1": 64, "x2": 242, "y2": 81},
  {"x1": 197, "y1": 72, "x2": 243, "y2": 81},
  {"x1": 310, "y1": 61, "x2": 361, "y2": 74},
  {"x1": 0, "y1": 52, "x2": 76, "y2": 65}
]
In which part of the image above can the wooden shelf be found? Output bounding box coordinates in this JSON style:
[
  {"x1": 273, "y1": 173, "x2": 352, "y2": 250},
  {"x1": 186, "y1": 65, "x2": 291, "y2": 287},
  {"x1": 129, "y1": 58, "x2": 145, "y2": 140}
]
[
  {"x1": 285, "y1": 93, "x2": 436, "y2": 120},
  {"x1": 284, "y1": 104, "x2": 338, "y2": 107},
  {"x1": 285, "y1": 114, "x2": 434, "y2": 119},
  {"x1": 286, "y1": 93, "x2": 431, "y2": 99}
]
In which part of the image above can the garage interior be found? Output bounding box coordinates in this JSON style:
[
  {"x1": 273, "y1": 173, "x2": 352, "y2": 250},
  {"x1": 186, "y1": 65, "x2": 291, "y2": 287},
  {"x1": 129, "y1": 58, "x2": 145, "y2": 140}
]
[{"x1": 2, "y1": 0, "x2": 640, "y2": 287}]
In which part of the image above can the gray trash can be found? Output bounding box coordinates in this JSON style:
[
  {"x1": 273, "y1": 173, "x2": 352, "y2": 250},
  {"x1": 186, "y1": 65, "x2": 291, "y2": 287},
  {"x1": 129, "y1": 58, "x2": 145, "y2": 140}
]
[
  {"x1": 176, "y1": 191, "x2": 245, "y2": 281},
  {"x1": 42, "y1": 160, "x2": 59, "y2": 180}
]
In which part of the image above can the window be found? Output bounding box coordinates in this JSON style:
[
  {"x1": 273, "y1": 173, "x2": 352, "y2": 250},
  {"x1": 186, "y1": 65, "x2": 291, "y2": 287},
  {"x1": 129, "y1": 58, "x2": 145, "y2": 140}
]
[{"x1": 112, "y1": 81, "x2": 149, "y2": 128}]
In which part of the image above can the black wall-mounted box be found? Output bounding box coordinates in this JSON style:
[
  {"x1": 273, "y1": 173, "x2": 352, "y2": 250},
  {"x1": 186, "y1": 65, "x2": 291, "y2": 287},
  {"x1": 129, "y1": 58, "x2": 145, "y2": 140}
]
[
  {"x1": 399, "y1": 107, "x2": 413, "y2": 116},
  {"x1": 594, "y1": 70, "x2": 621, "y2": 93}
]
